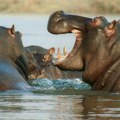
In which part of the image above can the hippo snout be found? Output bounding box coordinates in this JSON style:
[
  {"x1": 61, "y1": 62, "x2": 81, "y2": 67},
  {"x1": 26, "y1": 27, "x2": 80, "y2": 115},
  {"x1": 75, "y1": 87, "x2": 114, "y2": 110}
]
[{"x1": 48, "y1": 11, "x2": 93, "y2": 34}]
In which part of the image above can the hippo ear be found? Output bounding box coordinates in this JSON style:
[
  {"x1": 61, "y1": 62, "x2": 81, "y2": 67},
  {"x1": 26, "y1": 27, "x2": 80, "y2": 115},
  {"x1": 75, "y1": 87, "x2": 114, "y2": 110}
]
[
  {"x1": 105, "y1": 20, "x2": 117, "y2": 49},
  {"x1": 105, "y1": 20, "x2": 116, "y2": 37},
  {"x1": 10, "y1": 25, "x2": 15, "y2": 35},
  {"x1": 48, "y1": 47, "x2": 55, "y2": 55},
  {"x1": 9, "y1": 25, "x2": 15, "y2": 37},
  {"x1": 108, "y1": 20, "x2": 116, "y2": 30}
]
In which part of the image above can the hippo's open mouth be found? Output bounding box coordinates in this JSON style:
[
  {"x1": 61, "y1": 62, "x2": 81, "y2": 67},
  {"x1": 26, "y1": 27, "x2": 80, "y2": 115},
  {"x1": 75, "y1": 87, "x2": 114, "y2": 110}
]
[
  {"x1": 53, "y1": 29, "x2": 83, "y2": 70},
  {"x1": 47, "y1": 11, "x2": 92, "y2": 70}
]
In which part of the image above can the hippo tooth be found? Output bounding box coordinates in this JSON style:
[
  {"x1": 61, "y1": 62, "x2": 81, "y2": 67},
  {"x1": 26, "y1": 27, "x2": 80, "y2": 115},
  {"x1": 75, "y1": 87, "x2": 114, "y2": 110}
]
[
  {"x1": 57, "y1": 48, "x2": 62, "y2": 59},
  {"x1": 63, "y1": 46, "x2": 67, "y2": 56}
]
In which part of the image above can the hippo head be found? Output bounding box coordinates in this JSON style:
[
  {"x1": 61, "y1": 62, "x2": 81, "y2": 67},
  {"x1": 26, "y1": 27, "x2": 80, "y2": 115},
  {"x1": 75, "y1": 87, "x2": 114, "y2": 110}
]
[
  {"x1": 28, "y1": 47, "x2": 55, "y2": 79},
  {"x1": 48, "y1": 11, "x2": 108, "y2": 70},
  {"x1": 0, "y1": 25, "x2": 28, "y2": 80},
  {"x1": 48, "y1": 11, "x2": 120, "y2": 92}
]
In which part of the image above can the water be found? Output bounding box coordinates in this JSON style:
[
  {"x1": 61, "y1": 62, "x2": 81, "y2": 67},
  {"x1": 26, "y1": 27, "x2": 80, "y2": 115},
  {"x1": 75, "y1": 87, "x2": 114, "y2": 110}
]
[
  {"x1": 0, "y1": 89, "x2": 120, "y2": 120},
  {"x1": 0, "y1": 14, "x2": 120, "y2": 120}
]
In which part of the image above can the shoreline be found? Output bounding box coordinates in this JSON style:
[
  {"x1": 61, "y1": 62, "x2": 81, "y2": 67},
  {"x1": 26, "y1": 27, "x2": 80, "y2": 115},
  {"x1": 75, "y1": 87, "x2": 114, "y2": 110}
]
[{"x1": 0, "y1": 0, "x2": 120, "y2": 15}]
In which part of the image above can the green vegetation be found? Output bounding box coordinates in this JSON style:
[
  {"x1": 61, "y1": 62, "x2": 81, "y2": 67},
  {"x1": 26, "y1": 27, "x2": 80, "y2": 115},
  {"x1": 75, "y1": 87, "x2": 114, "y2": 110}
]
[{"x1": 0, "y1": 0, "x2": 120, "y2": 14}]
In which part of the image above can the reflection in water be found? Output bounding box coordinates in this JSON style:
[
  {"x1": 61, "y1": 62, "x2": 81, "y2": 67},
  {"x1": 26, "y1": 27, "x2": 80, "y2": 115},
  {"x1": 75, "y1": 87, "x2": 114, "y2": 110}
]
[
  {"x1": 82, "y1": 95, "x2": 120, "y2": 120},
  {"x1": 0, "y1": 91, "x2": 120, "y2": 120},
  {"x1": 0, "y1": 93, "x2": 84, "y2": 120}
]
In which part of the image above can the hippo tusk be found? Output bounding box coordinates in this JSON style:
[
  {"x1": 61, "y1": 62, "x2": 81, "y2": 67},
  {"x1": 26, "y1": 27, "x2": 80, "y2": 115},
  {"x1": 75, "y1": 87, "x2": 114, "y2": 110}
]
[
  {"x1": 57, "y1": 48, "x2": 62, "y2": 59},
  {"x1": 63, "y1": 46, "x2": 67, "y2": 56}
]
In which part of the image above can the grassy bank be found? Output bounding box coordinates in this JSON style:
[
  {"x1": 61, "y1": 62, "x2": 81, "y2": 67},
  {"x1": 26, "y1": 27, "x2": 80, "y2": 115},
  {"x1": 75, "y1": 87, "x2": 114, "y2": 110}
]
[{"x1": 0, "y1": 0, "x2": 120, "y2": 14}]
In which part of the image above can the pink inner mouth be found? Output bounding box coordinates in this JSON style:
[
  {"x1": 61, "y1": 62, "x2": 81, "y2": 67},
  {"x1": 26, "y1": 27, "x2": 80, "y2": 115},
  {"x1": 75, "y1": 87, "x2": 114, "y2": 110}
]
[
  {"x1": 53, "y1": 29, "x2": 82, "y2": 66},
  {"x1": 72, "y1": 29, "x2": 82, "y2": 38}
]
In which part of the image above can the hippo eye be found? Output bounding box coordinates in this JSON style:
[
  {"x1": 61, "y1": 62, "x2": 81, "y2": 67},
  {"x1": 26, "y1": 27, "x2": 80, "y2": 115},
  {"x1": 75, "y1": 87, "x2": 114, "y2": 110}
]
[{"x1": 18, "y1": 31, "x2": 22, "y2": 37}]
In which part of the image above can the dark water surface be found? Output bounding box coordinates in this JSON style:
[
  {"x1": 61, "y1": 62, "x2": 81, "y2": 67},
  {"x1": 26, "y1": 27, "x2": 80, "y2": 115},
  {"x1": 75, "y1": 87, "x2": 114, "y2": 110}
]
[
  {"x1": 0, "y1": 87, "x2": 120, "y2": 120},
  {"x1": 0, "y1": 79, "x2": 120, "y2": 120},
  {"x1": 0, "y1": 15, "x2": 120, "y2": 120}
]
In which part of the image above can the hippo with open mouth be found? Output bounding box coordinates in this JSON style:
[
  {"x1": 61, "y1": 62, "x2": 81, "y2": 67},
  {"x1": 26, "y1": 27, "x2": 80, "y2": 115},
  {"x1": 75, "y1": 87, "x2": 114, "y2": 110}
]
[{"x1": 48, "y1": 11, "x2": 120, "y2": 92}]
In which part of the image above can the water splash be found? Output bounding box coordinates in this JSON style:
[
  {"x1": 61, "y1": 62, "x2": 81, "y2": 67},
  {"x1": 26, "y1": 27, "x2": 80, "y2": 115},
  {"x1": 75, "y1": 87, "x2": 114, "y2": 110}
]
[{"x1": 29, "y1": 78, "x2": 91, "y2": 91}]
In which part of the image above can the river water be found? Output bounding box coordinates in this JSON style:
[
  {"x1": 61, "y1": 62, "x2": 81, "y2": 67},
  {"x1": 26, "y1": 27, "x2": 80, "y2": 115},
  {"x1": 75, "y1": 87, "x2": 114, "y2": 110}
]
[{"x1": 0, "y1": 14, "x2": 120, "y2": 120}]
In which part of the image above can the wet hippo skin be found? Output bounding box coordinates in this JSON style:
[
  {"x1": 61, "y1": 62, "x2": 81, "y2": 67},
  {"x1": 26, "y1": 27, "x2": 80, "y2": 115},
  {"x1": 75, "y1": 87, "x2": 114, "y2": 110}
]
[
  {"x1": 0, "y1": 25, "x2": 30, "y2": 90},
  {"x1": 48, "y1": 11, "x2": 120, "y2": 92}
]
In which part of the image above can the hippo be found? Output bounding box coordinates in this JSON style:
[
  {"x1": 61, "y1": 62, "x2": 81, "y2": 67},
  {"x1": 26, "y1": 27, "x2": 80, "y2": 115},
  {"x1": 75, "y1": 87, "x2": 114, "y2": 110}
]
[
  {"x1": 25, "y1": 45, "x2": 60, "y2": 79},
  {"x1": 47, "y1": 11, "x2": 120, "y2": 92},
  {"x1": 25, "y1": 45, "x2": 82, "y2": 80},
  {"x1": 0, "y1": 25, "x2": 30, "y2": 90},
  {"x1": 25, "y1": 47, "x2": 37, "y2": 75}
]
